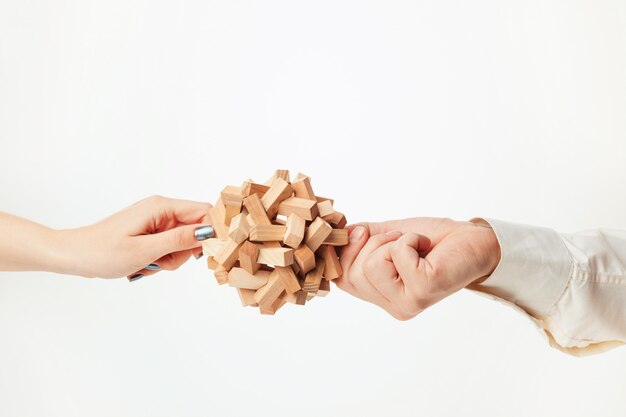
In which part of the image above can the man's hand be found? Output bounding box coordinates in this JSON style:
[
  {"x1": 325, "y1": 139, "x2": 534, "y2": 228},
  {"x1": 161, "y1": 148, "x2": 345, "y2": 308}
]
[{"x1": 335, "y1": 218, "x2": 501, "y2": 320}]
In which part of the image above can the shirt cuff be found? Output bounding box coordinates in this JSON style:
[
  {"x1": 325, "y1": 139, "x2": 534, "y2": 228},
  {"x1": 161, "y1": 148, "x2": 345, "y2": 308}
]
[{"x1": 469, "y1": 218, "x2": 574, "y2": 318}]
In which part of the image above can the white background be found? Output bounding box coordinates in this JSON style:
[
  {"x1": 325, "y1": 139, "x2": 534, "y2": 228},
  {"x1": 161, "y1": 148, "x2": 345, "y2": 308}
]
[{"x1": 1, "y1": 1, "x2": 625, "y2": 416}]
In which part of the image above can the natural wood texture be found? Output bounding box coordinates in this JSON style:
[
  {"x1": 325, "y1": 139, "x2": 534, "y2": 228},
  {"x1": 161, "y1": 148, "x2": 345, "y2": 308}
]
[
  {"x1": 261, "y1": 178, "x2": 293, "y2": 218},
  {"x1": 202, "y1": 238, "x2": 224, "y2": 256},
  {"x1": 291, "y1": 176, "x2": 316, "y2": 200},
  {"x1": 318, "y1": 244, "x2": 342, "y2": 280},
  {"x1": 322, "y1": 211, "x2": 346, "y2": 229},
  {"x1": 317, "y1": 279, "x2": 331, "y2": 297},
  {"x1": 274, "y1": 169, "x2": 290, "y2": 182},
  {"x1": 302, "y1": 258, "x2": 325, "y2": 293},
  {"x1": 228, "y1": 213, "x2": 250, "y2": 244},
  {"x1": 237, "y1": 288, "x2": 258, "y2": 307},
  {"x1": 204, "y1": 171, "x2": 348, "y2": 314},
  {"x1": 317, "y1": 199, "x2": 334, "y2": 218},
  {"x1": 283, "y1": 213, "x2": 305, "y2": 248},
  {"x1": 227, "y1": 267, "x2": 271, "y2": 289},
  {"x1": 275, "y1": 265, "x2": 301, "y2": 294},
  {"x1": 305, "y1": 217, "x2": 333, "y2": 252},
  {"x1": 214, "y1": 238, "x2": 243, "y2": 270},
  {"x1": 260, "y1": 295, "x2": 287, "y2": 315},
  {"x1": 282, "y1": 290, "x2": 307, "y2": 305},
  {"x1": 207, "y1": 256, "x2": 219, "y2": 270},
  {"x1": 238, "y1": 241, "x2": 260, "y2": 275},
  {"x1": 214, "y1": 265, "x2": 229, "y2": 285},
  {"x1": 323, "y1": 229, "x2": 349, "y2": 246},
  {"x1": 277, "y1": 197, "x2": 319, "y2": 221},
  {"x1": 254, "y1": 270, "x2": 285, "y2": 308},
  {"x1": 242, "y1": 181, "x2": 270, "y2": 198},
  {"x1": 273, "y1": 216, "x2": 287, "y2": 226},
  {"x1": 315, "y1": 195, "x2": 334, "y2": 205},
  {"x1": 294, "y1": 244, "x2": 316, "y2": 275},
  {"x1": 257, "y1": 247, "x2": 294, "y2": 267},
  {"x1": 221, "y1": 186, "x2": 243, "y2": 226},
  {"x1": 243, "y1": 193, "x2": 272, "y2": 226},
  {"x1": 249, "y1": 224, "x2": 287, "y2": 241},
  {"x1": 209, "y1": 198, "x2": 229, "y2": 238}
]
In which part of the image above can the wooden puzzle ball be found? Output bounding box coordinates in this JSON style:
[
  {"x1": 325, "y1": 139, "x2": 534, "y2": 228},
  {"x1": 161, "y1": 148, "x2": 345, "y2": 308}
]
[{"x1": 202, "y1": 170, "x2": 348, "y2": 315}]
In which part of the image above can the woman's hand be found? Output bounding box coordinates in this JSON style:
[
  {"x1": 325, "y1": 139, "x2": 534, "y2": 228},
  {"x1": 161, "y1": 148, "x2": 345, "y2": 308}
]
[
  {"x1": 0, "y1": 195, "x2": 214, "y2": 280},
  {"x1": 335, "y1": 218, "x2": 501, "y2": 320}
]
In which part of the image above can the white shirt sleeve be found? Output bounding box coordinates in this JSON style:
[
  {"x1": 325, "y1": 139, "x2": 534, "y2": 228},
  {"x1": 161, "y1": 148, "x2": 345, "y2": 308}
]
[{"x1": 468, "y1": 218, "x2": 626, "y2": 356}]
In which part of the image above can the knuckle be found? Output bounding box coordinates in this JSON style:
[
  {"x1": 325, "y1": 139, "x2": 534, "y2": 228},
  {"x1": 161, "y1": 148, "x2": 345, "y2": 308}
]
[{"x1": 147, "y1": 194, "x2": 166, "y2": 206}]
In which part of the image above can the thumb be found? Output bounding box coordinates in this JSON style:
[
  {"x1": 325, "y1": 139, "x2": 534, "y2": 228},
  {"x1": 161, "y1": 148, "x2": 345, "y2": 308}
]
[
  {"x1": 144, "y1": 223, "x2": 214, "y2": 259},
  {"x1": 338, "y1": 225, "x2": 369, "y2": 274}
]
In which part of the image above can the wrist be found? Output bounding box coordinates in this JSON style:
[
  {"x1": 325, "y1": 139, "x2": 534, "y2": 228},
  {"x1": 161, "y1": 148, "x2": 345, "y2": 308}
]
[
  {"x1": 468, "y1": 218, "x2": 502, "y2": 284},
  {"x1": 46, "y1": 228, "x2": 92, "y2": 277}
]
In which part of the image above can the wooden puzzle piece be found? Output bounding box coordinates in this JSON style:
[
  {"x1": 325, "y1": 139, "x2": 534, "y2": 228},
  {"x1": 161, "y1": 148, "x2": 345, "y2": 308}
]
[
  {"x1": 283, "y1": 213, "x2": 305, "y2": 248},
  {"x1": 277, "y1": 197, "x2": 319, "y2": 220},
  {"x1": 305, "y1": 217, "x2": 332, "y2": 252}
]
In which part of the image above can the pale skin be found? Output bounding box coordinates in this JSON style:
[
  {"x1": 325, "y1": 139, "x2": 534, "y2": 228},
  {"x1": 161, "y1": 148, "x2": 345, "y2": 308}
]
[
  {"x1": 0, "y1": 195, "x2": 213, "y2": 280},
  {"x1": 335, "y1": 218, "x2": 501, "y2": 320},
  {"x1": 0, "y1": 200, "x2": 500, "y2": 320}
]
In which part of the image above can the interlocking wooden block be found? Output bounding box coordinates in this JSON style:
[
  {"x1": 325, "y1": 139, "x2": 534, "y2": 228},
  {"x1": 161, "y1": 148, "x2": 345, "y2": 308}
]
[
  {"x1": 318, "y1": 244, "x2": 342, "y2": 280},
  {"x1": 228, "y1": 267, "x2": 271, "y2": 289},
  {"x1": 282, "y1": 290, "x2": 307, "y2": 305},
  {"x1": 237, "y1": 288, "x2": 258, "y2": 307},
  {"x1": 291, "y1": 175, "x2": 316, "y2": 200},
  {"x1": 214, "y1": 238, "x2": 242, "y2": 270},
  {"x1": 238, "y1": 241, "x2": 260, "y2": 275},
  {"x1": 249, "y1": 224, "x2": 287, "y2": 241},
  {"x1": 261, "y1": 178, "x2": 293, "y2": 218},
  {"x1": 278, "y1": 197, "x2": 319, "y2": 221},
  {"x1": 209, "y1": 199, "x2": 229, "y2": 238},
  {"x1": 317, "y1": 199, "x2": 334, "y2": 218},
  {"x1": 258, "y1": 246, "x2": 294, "y2": 267},
  {"x1": 317, "y1": 279, "x2": 331, "y2": 297},
  {"x1": 283, "y1": 213, "x2": 305, "y2": 248},
  {"x1": 202, "y1": 238, "x2": 224, "y2": 256},
  {"x1": 207, "y1": 256, "x2": 219, "y2": 271},
  {"x1": 294, "y1": 244, "x2": 316, "y2": 275},
  {"x1": 242, "y1": 181, "x2": 270, "y2": 198},
  {"x1": 243, "y1": 193, "x2": 272, "y2": 226},
  {"x1": 275, "y1": 265, "x2": 301, "y2": 293},
  {"x1": 214, "y1": 265, "x2": 229, "y2": 285},
  {"x1": 205, "y1": 171, "x2": 348, "y2": 315},
  {"x1": 228, "y1": 213, "x2": 250, "y2": 244},
  {"x1": 322, "y1": 210, "x2": 346, "y2": 229},
  {"x1": 221, "y1": 186, "x2": 243, "y2": 226},
  {"x1": 302, "y1": 258, "x2": 325, "y2": 293},
  {"x1": 323, "y1": 229, "x2": 349, "y2": 246},
  {"x1": 305, "y1": 217, "x2": 332, "y2": 252},
  {"x1": 254, "y1": 269, "x2": 285, "y2": 308}
]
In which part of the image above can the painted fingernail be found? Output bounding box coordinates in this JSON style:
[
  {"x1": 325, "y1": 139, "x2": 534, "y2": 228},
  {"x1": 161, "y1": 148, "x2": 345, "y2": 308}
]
[
  {"x1": 386, "y1": 230, "x2": 402, "y2": 238},
  {"x1": 350, "y1": 226, "x2": 365, "y2": 243},
  {"x1": 194, "y1": 225, "x2": 214, "y2": 241},
  {"x1": 145, "y1": 264, "x2": 161, "y2": 271},
  {"x1": 194, "y1": 251, "x2": 204, "y2": 260},
  {"x1": 128, "y1": 274, "x2": 144, "y2": 282}
]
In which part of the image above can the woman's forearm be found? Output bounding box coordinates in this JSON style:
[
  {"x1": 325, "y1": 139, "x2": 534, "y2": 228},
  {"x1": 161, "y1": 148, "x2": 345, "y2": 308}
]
[{"x1": 0, "y1": 211, "x2": 68, "y2": 273}]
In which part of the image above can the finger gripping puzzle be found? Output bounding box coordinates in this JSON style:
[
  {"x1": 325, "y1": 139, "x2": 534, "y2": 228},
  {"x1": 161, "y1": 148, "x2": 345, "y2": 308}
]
[{"x1": 203, "y1": 170, "x2": 348, "y2": 315}]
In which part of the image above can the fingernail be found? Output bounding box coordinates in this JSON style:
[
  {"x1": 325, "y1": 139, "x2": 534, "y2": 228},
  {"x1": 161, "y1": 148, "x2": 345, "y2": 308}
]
[
  {"x1": 128, "y1": 274, "x2": 144, "y2": 282},
  {"x1": 350, "y1": 226, "x2": 365, "y2": 243},
  {"x1": 145, "y1": 264, "x2": 160, "y2": 271},
  {"x1": 194, "y1": 251, "x2": 204, "y2": 260},
  {"x1": 386, "y1": 230, "x2": 402, "y2": 238},
  {"x1": 194, "y1": 225, "x2": 214, "y2": 241}
]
